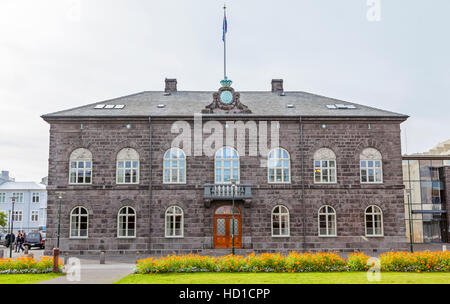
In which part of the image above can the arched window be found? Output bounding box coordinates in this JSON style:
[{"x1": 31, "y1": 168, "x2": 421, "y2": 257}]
[
  {"x1": 318, "y1": 205, "x2": 337, "y2": 237},
  {"x1": 365, "y1": 205, "x2": 383, "y2": 236},
  {"x1": 117, "y1": 148, "x2": 140, "y2": 184},
  {"x1": 272, "y1": 205, "x2": 290, "y2": 237},
  {"x1": 215, "y1": 147, "x2": 239, "y2": 183},
  {"x1": 268, "y1": 148, "x2": 291, "y2": 183},
  {"x1": 360, "y1": 148, "x2": 383, "y2": 183},
  {"x1": 165, "y1": 206, "x2": 183, "y2": 237},
  {"x1": 163, "y1": 148, "x2": 186, "y2": 184},
  {"x1": 70, "y1": 206, "x2": 88, "y2": 238},
  {"x1": 314, "y1": 148, "x2": 337, "y2": 183},
  {"x1": 69, "y1": 148, "x2": 92, "y2": 184},
  {"x1": 117, "y1": 206, "x2": 136, "y2": 238}
]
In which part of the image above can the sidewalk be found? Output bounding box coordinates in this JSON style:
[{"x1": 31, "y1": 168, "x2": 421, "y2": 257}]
[
  {"x1": 39, "y1": 254, "x2": 139, "y2": 284},
  {"x1": 39, "y1": 262, "x2": 136, "y2": 284}
]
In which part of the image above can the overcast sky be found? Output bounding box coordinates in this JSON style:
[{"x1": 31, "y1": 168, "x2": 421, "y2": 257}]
[{"x1": 0, "y1": 0, "x2": 449, "y2": 182}]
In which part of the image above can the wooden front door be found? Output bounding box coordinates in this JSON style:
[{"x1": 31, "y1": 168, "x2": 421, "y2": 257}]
[{"x1": 214, "y1": 206, "x2": 242, "y2": 249}]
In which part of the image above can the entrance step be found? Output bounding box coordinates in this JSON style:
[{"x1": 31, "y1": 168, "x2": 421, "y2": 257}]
[{"x1": 200, "y1": 249, "x2": 255, "y2": 257}]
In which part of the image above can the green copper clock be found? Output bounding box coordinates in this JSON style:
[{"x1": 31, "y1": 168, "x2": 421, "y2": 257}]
[{"x1": 220, "y1": 90, "x2": 233, "y2": 104}]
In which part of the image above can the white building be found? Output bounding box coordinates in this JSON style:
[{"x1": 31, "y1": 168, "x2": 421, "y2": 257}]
[{"x1": 0, "y1": 171, "x2": 47, "y2": 234}]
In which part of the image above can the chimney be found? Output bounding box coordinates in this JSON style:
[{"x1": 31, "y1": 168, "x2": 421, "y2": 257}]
[
  {"x1": 165, "y1": 78, "x2": 177, "y2": 92},
  {"x1": 1, "y1": 171, "x2": 9, "y2": 181},
  {"x1": 271, "y1": 79, "x2": 284, "y2": 92}
]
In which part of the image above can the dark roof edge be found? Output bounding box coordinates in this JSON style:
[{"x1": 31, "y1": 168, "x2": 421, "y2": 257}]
[{"x1": 42, "y1": 114, "x2": 409, "y2": 121}]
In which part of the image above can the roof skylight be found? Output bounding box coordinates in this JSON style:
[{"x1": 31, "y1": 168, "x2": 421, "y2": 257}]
[
  {"x1": 94, "y1": 104, "x2": 125, "y2": 109},
  {"x1": 327, "y1": 104, "x2": 357, "y2": 110}
]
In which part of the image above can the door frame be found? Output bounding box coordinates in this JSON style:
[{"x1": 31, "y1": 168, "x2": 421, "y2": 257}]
[{"x1": 213, "y1": 205, "x2": 242, "y2": 249}]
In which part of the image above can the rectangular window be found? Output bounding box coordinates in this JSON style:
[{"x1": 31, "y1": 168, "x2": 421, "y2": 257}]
[
  {"x1": 116, "y1": 160, "x2": 139, "y2": 184},
  {"x1": 0, "y1": 193, "x2": 5, "y2": 203},
  {"x1": 31, "y1": 211, "x2": 39, "y2": 222},
  {"x1": 360, "y1": 160, "x2": 382, "y2": 183},
  {"x1": 13, "y1": 211, "x2": 23, "y2": 222},
  {"x1": 12, "y1": 193, "x2": 24, "y2": 203},
  {"x1": 69, "y1": 161, "x2": 92, "y2": 184},
  {"x1": 314, "y1": 160, "x2": 337, "y2": 183},
  {"x1": 32, "y1": 192, "x2": 40, "y2": 203}
]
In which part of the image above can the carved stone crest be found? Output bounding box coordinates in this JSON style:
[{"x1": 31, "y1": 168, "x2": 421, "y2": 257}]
[{"x1": 202, "y1": 82, "x2": 252, "y2": 114}]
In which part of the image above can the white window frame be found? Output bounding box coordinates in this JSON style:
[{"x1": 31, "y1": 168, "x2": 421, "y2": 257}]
[
  {"x1": 360, "y1": 148, "x2": 383, "y2": 184},
  {"x1": 13, "y1": 210, "x2": 23, "y2": 222},
  {"x1": 117, "y1": 206, "x2": 136, "y2": 238},
  {"x1": 31, "y1": 210, "x2": 39, "y2": 222},
  {"x1": 267, "y1": 148, "x2": 291, "y2": 184},
  {"x1": 165, "y1": 206, "x2": 184, "y2": 238},
  {"x1": 69, "y1": 148, "x2": 93, "y2": 185},
  {"x1": 163, "y1": 148, "x2": 186, "y2": 184},
  {"x1": 271, "y1": 205, "x2": 290, "y2": 237},
  {"x1": 0, "y1": 192, "x2": 5, "y2": 203},
  {"x1": 116, "y1": 148, "x2": 140, "y2": 184},
  {"x1": 12, "y1": 193, "x2": 24, "y2": 203},
  {"x1": 318, "y1": 205, "x2": 337, "y2": 237},
  {"x1": 313, "y1": 148, "x2": 337, "y2": 184},
  {"x1": 70, "y1": 206, "x2": 89, "y2": 239},
  {"x1": 32, "y1": 192, "x2": 40, "y2": 203},
  {"x1": 214, "y1": 147, "x2": 240, "y2": 184},
  {"x1": 365, "y1": 205, "x2": 384, "y2": 237}
]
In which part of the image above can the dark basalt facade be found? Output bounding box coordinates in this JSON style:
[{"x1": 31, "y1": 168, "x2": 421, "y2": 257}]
[{"x1": 42, "y1": 79, "x2": 409, "y2": 255}]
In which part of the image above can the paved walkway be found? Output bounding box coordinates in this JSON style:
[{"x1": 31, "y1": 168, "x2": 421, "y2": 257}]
[{"x1": 39, "y1": 263, "x2": 136, "y2": 284}]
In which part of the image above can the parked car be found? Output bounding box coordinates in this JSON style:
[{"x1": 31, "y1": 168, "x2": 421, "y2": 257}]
[
  {"x1": 0, "y1": 233, "x2": 6, "y2": 246},
  {"x1": 23, "y1": 232, "x2": 45, "y2": 250}
]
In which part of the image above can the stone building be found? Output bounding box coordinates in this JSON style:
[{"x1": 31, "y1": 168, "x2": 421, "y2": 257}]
[{"x1": 42, "y1": 78, "x2": 408, "y2": 255}]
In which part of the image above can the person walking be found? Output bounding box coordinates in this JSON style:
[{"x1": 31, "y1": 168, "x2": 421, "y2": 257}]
[
  {"x1": 4, "y1": 233, "x2": 10, "y2": 248},
  {"x1": 14, "y1": 232, "x2": 20, "y2": 253},
  {"x1": 18, "y1": 232, "x2": 25, "y2": 253}
]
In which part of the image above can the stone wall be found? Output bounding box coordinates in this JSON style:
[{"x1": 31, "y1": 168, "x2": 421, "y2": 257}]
[{"x1": 44, "y1": 117, "x2": 408, "y2": 255}]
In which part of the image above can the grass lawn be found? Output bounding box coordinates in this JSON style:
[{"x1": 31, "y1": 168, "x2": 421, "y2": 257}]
[
  {"x1": 115, "y1": 272, "x2": 450, "y2": 284},
  {"x1": 0, "y1": 273, "x2": 64, "y2": 284}
]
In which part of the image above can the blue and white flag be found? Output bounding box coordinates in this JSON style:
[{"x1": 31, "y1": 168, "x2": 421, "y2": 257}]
[{"x1": 222, "y1": 13, "x2": 227, "y2": 41}]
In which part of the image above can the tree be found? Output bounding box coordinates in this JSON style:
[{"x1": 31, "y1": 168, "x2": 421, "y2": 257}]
[{"x1": 0, "y1": 212, "x2": 7, "y2": 228}]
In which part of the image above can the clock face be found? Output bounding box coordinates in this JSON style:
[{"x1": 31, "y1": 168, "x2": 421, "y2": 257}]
[{"x1": 220, "y1": 90, "x2": 233, "y2": 104}]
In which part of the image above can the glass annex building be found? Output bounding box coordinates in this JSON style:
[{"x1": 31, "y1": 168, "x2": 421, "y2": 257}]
[{"x1": 402, "y1": 156, "x2": 450, "y2": 243}]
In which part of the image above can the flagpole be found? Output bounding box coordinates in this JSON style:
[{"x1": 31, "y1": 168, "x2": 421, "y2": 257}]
[{"x1": 223, "y1": 4, "x2": 227, "y2": 80}]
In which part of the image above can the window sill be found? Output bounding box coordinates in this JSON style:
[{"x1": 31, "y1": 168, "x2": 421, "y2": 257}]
[
  {"x1": 365, "y1": 235, "x2": 384, "y2": 238},
  {"x1": 69, "y1": 237, "x2": 89, "y2": 240},
  {"x1": 271, "y1": 235, "x2": 290, "y2": 238},
  {"x1": 318, "y1": 235, "x2": 337, "y2": 238},
  {"x1": 165, "y1": 236, "x2": 184, "y2": 239},
  {"x1": 117, "y1": 236, "x2": 136, "y2": 239}
]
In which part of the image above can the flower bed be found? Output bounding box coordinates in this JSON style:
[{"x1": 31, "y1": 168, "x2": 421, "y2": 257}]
[
  {"x1": 379, "y1": 251, "x2": 450, "y2": 272},
  {"x1": 0, "y1": 256, "x2": 64, "y2": 274},
  {"x1": 136, "y1": 251, "x2": 450, "y2": 274}
]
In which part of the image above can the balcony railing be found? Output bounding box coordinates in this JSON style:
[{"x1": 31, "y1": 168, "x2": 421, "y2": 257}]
[{"x1": 204, "y1": 184, "x2": 252, "y2": 200}]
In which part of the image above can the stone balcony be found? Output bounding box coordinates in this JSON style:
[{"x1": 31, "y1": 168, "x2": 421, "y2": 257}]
[{"x1": 203, "y1": 184, "x2": 252, "y2": 207}]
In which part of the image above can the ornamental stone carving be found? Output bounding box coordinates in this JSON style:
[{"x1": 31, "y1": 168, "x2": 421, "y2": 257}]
[
  {"x1": 313, "y1": 148, "x2": 336, "y2": 160},
  {"x1": 117, "y1": 148, "x2": 139, "y2": 160},
  {"x1": 360, "y1": 148, "x2": 382, "y2": 160},
  {"x1": 70, "y1": 148, "x2": 92, "y2": 160}
]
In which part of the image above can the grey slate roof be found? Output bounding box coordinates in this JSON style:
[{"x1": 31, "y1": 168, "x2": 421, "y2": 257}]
[{"x1": 42, "y1": 91, "x2": 408, "y2": 118}]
